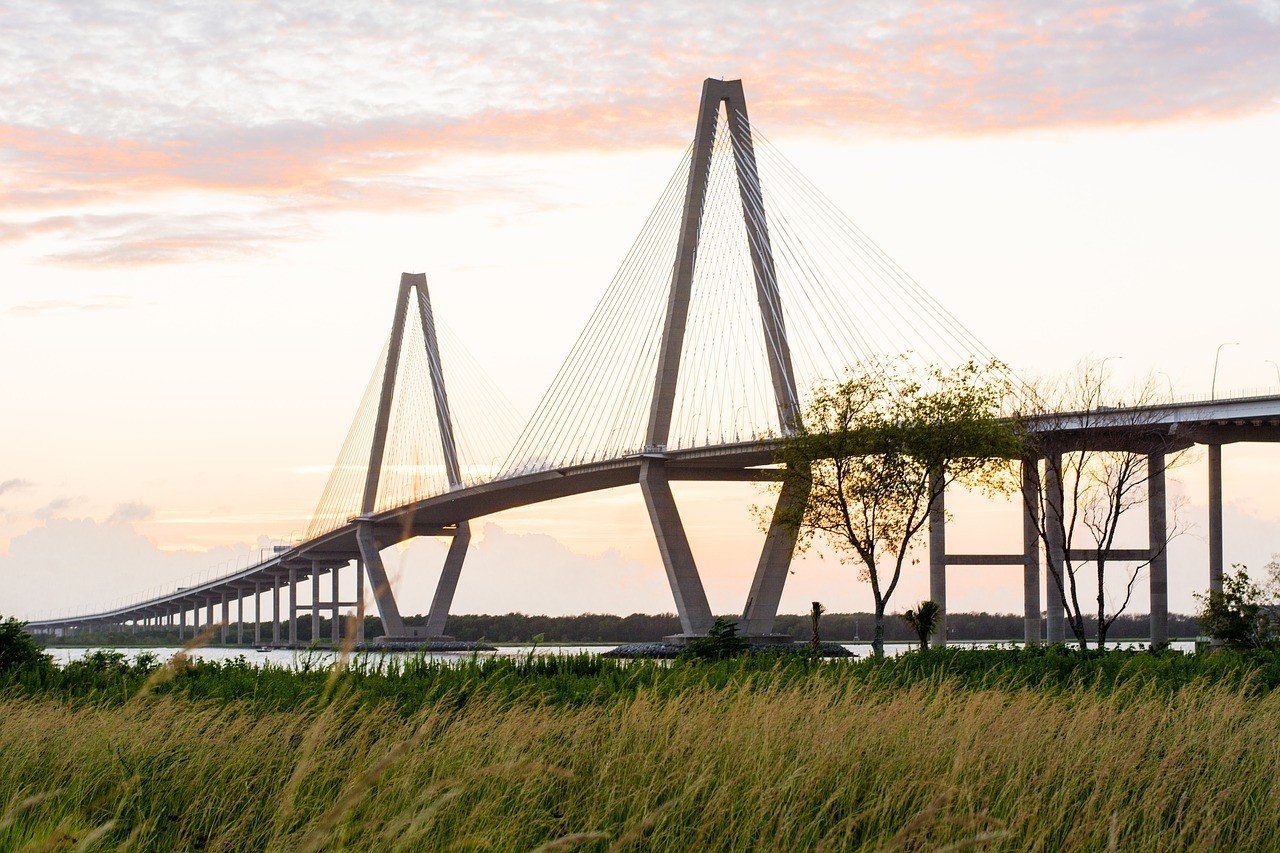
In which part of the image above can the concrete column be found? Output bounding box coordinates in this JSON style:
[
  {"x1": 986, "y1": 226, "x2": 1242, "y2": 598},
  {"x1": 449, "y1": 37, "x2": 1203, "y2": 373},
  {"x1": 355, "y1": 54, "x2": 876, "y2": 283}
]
[
  {"x1": 179, "y1": 607, "x2": 186, "y2": 641},
  {"x1": 331, "y1": 565, "x2": 341, "y2": 645},
  {"x1": 357, "y1": 522, "x2": 407, "y2": 637},
  {"x1": 311, "y1": 562, "x2": 321, "y2": 643},
  {"x1": 1044, "y1": 453, "x2": 1067, "y2": 644},
  {"x1": 425, "y1": 525, "x2": 471, "y2": 637},
  {"x1": 355, "y1": 558, "x2": 366, "y2": 637},
  {"x1": 1022, "y1": 458, "x2": 1042, "y2": 645},
  {"x1": 1208, "y1": 444, "x2": 1224, "y2": 595},
  {"x1": 928, "y1": 470, "x2": 947, "y2": 648},
  {"x1": 1148, "y1": 452, "x2": 1169, "y2": 646},
  {"x1": 288, "y1": 567, "x2": 299, "y2": 646},
  {"x1": 236, "y1": 595, "x2": 244, "y2": 645},
  {"x1": 740, "y1": 477, "x2": 809, "y2": 636},
  {"x1": 639, "y1": 460, "x2": 714, "y2": 636},
  {"x1": 253, "y1": 581, "x2": 262, "y2": 646},
  {"x1": 206, "y1": 599, "x2": 215, "y2": 636},
  {"x1": 220, "y1": 593, "x2": 229, "y2": 645},
  {"x1": 272, "y1": 580, "x2": 281, "y2": 646}
]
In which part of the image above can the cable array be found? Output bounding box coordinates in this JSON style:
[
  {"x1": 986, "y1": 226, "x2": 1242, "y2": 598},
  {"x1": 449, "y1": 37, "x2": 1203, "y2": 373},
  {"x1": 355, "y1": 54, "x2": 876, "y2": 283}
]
[
  {"x1": 501, "y1": 103, "x2": 1023, "y2": 476},
  {"x1": 306, "y1": 295, "x2": 522, "y2": 536}
]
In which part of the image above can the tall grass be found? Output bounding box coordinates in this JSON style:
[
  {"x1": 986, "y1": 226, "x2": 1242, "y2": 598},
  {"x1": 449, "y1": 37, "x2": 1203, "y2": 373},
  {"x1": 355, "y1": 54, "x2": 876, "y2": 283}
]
[{"x1": 3, "y1": 652, "x2": 1280, "y2": 848}]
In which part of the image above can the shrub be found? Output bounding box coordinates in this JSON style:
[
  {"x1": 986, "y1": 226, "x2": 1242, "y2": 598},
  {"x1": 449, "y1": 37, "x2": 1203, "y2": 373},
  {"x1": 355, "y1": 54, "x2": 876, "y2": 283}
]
[
  {"x1": 1195, "y1": 568, "x2": 1279, "y2": 650},
  {"x1": 679, "y1": 617, "x2": 748, "y2": 661}
]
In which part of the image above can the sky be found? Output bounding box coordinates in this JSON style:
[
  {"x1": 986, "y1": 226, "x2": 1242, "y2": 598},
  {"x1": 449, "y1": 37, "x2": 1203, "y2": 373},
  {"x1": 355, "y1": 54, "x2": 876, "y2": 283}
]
[{"x1": 3, "y1": 1, "x2": 1280, "y2": 623}]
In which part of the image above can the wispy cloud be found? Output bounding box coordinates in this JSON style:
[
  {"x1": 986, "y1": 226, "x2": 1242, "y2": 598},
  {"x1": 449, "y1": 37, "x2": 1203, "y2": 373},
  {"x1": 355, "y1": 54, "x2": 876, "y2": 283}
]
[
  {"x1": 7, "y1": 295, "x2": 132, "y2": 315},
  {"x1": 32, "y1": 496, "x2": 86, "y2": 520},
  {"x1": 106, "y1": 501, "x2": 154, "y2": 524},
  {"x1": 1, "y1": 0, "x2": 1276, "y2": 264},
  {"x1": 0, "y1": 479, "x2": 34, "y2": 496}
]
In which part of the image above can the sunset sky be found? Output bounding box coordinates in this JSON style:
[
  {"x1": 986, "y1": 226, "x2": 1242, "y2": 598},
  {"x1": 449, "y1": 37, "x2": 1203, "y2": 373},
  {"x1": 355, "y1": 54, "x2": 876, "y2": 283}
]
[{"x1": 3, "y1": 1, "x2": 1280, "y2": 622}]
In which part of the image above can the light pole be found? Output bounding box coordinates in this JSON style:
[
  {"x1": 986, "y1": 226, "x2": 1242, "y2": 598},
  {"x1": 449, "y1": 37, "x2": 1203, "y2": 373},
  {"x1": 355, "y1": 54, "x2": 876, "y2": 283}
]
[
  {"x1": 1266, "y1": 360, "x2": 1280, "y2": 387},
  {"x1": 1211, "y1": 342, "x2": 1239, "y2": 401},
  {"x1": 1155, "y1": 371, "x2": 1175, "y2": 401}
]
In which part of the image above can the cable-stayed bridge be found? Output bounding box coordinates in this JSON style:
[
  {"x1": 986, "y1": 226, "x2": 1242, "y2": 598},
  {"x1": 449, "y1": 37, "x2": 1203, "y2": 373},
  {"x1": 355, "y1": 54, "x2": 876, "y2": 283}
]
[{"x1": 26, "y1": 79, "x2": 1280, "y2": 647}]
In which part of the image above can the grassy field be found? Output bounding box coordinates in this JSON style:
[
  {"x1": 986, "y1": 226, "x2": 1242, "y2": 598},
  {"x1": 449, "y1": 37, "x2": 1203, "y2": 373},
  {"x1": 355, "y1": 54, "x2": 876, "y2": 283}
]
[{"x1": 3, "y1": 649, "x2": 1280, "y2": 850}]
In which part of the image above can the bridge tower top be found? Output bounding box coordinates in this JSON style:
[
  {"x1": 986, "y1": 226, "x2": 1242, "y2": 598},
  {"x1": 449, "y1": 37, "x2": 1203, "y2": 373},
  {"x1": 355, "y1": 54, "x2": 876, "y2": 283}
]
[{"x1": 646, "y1": 78, "x2": 800, "y2": 451}]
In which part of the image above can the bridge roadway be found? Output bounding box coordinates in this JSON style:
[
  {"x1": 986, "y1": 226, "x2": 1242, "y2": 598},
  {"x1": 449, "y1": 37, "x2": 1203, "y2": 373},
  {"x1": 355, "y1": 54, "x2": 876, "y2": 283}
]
[{"x1": 25, "y1": 392, "x2": 1280, "y2": 641}]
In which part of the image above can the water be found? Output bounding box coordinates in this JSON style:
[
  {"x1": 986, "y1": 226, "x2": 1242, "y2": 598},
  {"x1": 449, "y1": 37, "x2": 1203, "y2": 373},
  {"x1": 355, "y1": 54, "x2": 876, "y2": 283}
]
[{"x1": 44, "y1": 639, "x2": 1197, "y2": 668}]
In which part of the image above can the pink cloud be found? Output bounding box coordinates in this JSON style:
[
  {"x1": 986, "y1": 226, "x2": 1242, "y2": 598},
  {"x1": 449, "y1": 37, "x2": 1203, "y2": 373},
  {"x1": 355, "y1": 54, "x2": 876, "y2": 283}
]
[{"x1": 0, "y1": 0, "x2": 1276, "y2": 264}]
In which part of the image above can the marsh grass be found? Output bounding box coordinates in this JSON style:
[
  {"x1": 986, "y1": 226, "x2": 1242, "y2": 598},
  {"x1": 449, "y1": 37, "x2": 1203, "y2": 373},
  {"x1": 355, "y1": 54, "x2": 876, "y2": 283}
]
[{"x1": 3, "y1": 649, "x2": 1280, "y2": 849}]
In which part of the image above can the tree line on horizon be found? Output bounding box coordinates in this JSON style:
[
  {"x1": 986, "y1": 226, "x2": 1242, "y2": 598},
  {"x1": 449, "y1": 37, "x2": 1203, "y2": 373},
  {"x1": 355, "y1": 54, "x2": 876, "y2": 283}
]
[{"x1": 38, "y1": 610, "x2": 1204, "y2": 646}]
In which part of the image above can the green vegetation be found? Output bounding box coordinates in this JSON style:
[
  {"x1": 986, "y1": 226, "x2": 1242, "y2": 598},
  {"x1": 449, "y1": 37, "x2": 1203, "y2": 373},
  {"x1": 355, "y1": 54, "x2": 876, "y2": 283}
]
[
  {"x1": 773, "y1": 357, "x2": 1020, "y2": 655},
  {"x1": 4, "y1": 646, "x2": 1280, "y2": 848},
  {"x1": 900, "y1": 600, "x2": 941, "y2": 650},
  {"x1": 42, "y1": 609, "x2": 1206, "y2": 647},
  {"x1": 1196, "y1": 564, "x2": 1280, "y2": 649},
  {"x1": 0, "y1": 617, "x2": 51, "y2": 674},
  {"x1": 677, "y1": 617, "x2": 747, "y2": 661}
]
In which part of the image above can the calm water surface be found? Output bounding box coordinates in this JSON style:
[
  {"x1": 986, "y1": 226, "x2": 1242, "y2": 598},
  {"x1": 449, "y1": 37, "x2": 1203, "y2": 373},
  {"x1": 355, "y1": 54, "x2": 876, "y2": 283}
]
[{"x1": 45, "y1": 639, "x2": 1196, "y2": 668}]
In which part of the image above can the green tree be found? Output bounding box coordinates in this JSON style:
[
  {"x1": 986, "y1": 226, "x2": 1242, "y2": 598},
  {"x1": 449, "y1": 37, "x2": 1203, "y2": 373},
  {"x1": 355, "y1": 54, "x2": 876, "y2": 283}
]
[
  {"x1": 901, "y1": 600, "x2": 941, "y2": 650},
  {"x1": 772, "y1": 357, "x2": 1021, "y2": 656},
  {"x1": 1195, "y1": 566, "x2": 1279, "y2": 650},
  {"x1": 0, "y1": 617, "x2": 51, "y2": 674}
]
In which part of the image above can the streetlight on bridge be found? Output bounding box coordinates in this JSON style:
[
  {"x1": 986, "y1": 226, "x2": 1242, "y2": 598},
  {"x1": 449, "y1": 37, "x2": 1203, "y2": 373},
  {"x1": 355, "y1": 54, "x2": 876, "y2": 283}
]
[{"x1": 1211, "y1": 342, "x2": 1239, "y2": 401}]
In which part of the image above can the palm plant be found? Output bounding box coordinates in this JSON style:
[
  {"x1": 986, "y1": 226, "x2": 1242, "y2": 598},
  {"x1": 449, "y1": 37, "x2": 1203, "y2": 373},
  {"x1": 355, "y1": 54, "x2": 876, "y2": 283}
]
[{"x1": 901, "y1": 600, "x2": 940, "y2": 651}]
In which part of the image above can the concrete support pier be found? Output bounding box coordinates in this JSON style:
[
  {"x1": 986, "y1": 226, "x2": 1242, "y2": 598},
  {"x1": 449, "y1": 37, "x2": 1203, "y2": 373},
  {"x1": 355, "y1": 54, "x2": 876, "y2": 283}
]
[
  {"x1": 1148, "y1": 452, "x2": 1169, "y2": 645},
  {"x1": 425, "y1": 525, "x2": 472, "y2": 638},
  {"x1": 1208, "y1": 444, "x2": 1224, "y2": 595},
  {"x1": 740, "y1": 477, "x2": 808, "y2": 637},
  {"x1": 1021, "y1": 458, "x2": 1042, "y2": 644},
  {"x1": 310, "y1": 563, "x2": 321, "y2": 642},
  {"x1": 288, "y1": 567, "x2": 299, "y2": 646},
  {"x1": 331, "y1": 565, "x2": 341, "y2": 645},
  {"x1": 1044, "y1": 454, "x2": 1067, "y2": 643},
  {"x1": 640, "y1": 459, "x2": 714, "y2": 637},
  {"x1": 928, "y1": 471, "x2": 947, "y2": 648},
  {"x1": 272, "y1": 580, "x2": 281, "y2": 646}
]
